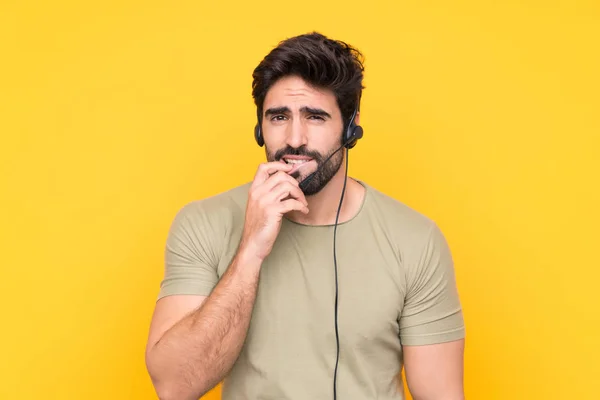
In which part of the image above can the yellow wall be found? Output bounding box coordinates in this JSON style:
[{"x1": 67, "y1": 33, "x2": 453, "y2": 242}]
[{"x1": 1, "y1": 1, "x2": 598, "y2": 399}]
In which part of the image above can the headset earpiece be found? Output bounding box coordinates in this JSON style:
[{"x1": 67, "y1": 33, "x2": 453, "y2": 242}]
[
  {"x1": 343, "y1": 106, "x2": 363, "y2": 149},
  {"x1": 254, "y1": 123, "x2": 264, "y2": 147},
  {"x1": 254, "y1": 108, "x2": 264, "y2": 147}
]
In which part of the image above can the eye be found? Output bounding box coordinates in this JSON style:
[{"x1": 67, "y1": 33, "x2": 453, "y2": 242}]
[
  {"x1": 308, "y1": 115, "x2": 325, "y2": 121},
  {"x1": 270, "y1": 115, "x2": 287, "y2": 121}
]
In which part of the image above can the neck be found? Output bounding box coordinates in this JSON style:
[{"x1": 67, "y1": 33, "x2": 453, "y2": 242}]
[{"x1": 285, "y1": 172, "x2": 365, "y2": 226}]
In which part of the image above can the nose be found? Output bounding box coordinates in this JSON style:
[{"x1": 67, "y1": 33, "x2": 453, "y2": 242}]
[{"x1": 285, "y1": 117, "x2": 308, "y2": 149}]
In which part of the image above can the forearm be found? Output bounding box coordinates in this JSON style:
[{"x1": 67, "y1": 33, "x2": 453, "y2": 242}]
[{"x1": 147, "y1": 247, "x2": 263, "y2": 400}]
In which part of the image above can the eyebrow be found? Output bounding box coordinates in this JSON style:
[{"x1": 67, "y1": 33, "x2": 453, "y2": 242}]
[
  {"x1": 263, "y1": 106, "x2": 332, "y2": 119},
  {"x1": 264, "y1": 106, "x2": 290, "y2": 117},
  {"x1": 302, "y1": 107, "x2": 331, "y2": 118}
]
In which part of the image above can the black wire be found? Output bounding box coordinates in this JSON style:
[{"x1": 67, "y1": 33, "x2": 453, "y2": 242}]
[{"x1": 333, "y1": 148, "x2": 349, "y2": 400}]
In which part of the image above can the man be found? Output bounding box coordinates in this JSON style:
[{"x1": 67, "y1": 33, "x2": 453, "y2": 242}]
[{"x1": 145, "y1": 32, "x2": 466, "y2": 400}]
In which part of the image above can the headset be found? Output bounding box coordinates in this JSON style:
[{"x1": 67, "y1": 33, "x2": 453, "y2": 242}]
[{"x1": 254, "y1": 103, "x2": 363, "y2": 400}]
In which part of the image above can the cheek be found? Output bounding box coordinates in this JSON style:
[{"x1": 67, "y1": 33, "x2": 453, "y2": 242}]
[
  {"x1": 263, "y1": 125, "x2": 287, "y2": 146},
  {"x1": 307, "y1": 125, "x2": 342, "y2": 148}
]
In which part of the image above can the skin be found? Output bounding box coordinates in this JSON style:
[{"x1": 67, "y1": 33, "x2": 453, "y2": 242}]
[
  {"x1": 145, "y1": 75, "x2": 464, "y2": 400},
  {"x1": 261, "y1": 74, "x2": 366, "y2": 226}
]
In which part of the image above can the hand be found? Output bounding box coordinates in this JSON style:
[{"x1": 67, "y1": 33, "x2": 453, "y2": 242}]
[{"x1": 240, "y1": 162, "x2": 309, "y2": 261}]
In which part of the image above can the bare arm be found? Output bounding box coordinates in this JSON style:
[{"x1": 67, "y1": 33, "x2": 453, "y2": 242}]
[
  {"x1": 145, "y1": 161, "x2": 308, "y2": 400},
  {"x1": 400, "y1": 221, "x2": 466, "y2": 399},
  {"x1": 145, "y1": 248, "x2": 263, "y2": 400},
  {"x1": 404, "y1": 339, "x2": 465, "y2": 400}
]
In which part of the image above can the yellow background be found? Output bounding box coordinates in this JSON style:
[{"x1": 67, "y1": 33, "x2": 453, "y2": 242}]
[{"x1": 1, "y1": 1, "x2": 599, "y2": 399}]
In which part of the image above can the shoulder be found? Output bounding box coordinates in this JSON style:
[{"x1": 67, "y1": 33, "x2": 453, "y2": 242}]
[
  {"x1": 362, "y1": 182, "x2": 455, "y2": 284},
  {"x1": 170, "y1": 182, "x2": 251, "y2": 236},
  {"x1": 362, "y1": 181, "x2": 438, "y2": 240},
  {"x1": 360, "y1": 181, "x2": 452, "y2": 275}
]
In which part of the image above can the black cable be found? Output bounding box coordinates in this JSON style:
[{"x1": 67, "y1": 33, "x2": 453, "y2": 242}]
[{"x1": 333, "y1": 148, "x2": 349, "y2": 400}]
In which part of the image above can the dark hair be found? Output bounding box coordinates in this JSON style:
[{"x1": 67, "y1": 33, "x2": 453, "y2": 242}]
[{"x1": 252, "y1": 32, "x2": 365, "y2": 126}]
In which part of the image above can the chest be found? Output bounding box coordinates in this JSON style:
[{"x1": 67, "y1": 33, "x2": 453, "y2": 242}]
[{"x1": 248, "y1": 224, "x2": 407, "y2": 350}]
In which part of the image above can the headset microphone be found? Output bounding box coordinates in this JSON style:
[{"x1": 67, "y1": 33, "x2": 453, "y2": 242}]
[
  {"x1": 297, "y1": 106, "x2": 363, "y2": 193},
  {"x1": 298, "y1": 138, "x2": 352, "y2": 193}
]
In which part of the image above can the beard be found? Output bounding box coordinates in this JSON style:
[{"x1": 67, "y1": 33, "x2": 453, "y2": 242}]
[{"x1": 266, "y1": 143, "x2": 344, "y2": 196}]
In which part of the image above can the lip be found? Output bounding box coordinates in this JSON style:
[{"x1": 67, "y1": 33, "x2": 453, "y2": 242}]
[
  {"x1": 282, "y1": 155, "x2": 313, "y2": 161},
  {"x1": 280, "y1": 158, "x2": 315, "y2": 175}
]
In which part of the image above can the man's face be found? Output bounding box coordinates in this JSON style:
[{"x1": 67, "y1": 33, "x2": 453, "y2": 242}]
[{"x1": 261, "y1": 75, "x2": 345, "y2": 196}]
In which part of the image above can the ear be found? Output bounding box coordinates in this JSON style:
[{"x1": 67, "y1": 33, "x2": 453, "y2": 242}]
[{"x1": 354, "y1": 110, "x2": 361, "y2": 126}]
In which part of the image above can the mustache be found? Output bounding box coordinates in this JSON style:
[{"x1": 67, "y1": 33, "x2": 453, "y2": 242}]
[{"x1": 273, "y1": 145, "x2": 324, "y2": 162}]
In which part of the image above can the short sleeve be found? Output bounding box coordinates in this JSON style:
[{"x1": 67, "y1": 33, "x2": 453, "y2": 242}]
[
  {"x1": 157, "y1": 202, "x2": 220, "y2": 300},
  {"x1": 399, "y1": 222, "x2": 465, "y2": 345}
]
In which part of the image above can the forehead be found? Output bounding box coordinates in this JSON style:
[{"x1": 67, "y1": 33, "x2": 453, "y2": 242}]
[{"x1": 263, "y1": 76, "x2": 339, "y2": 113}]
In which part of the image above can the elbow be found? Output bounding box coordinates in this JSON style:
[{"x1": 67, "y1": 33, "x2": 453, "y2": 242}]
[
  {"x1": 156, "y1": 387, "x2": 195, "y2": 400},
  {"x1": 147, "y1": 373, "x2": 199, "y2": 400},
  {"x1": 154, "y1": 384, "x2": 176, "y2": 400},
  {"x1": 148, "y1": 370, "x2": 209, "y2": 400},
  {"x1": 151, "y1": 377, "x2": 203, "y2": 400},
  {"x1": 146, "y1": 354, "x2": 200, "y2": 400},
  {"x1": 145, "y1": 347, "x2": 214, "y2": 400},
  {"x1": 147, "y1": 369, "x2": 177, "y2": 400},
  {"x1": 151, "y1": 378, "x2": 177, "y2": 400}
]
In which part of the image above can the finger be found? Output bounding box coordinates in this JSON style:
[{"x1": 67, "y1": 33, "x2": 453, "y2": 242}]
[
  {"x1": 279, "y1": 198, "x2": 310, "y2": 215},
  {"x1": 250, "y1": 172, "x2": 297, "y2": 205},
  {"x1": 269, "y1": 181, "x2": 308, "y2": 206},
  {"x1": 252, "y1": 162, "x2": 293, "y2": 186},
  {"x1": 262, "y1": 170, "x2": 301, "y2": 192},
  {"x1": 251, "y1": 171, "x2": 300, "y2": 200}
]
